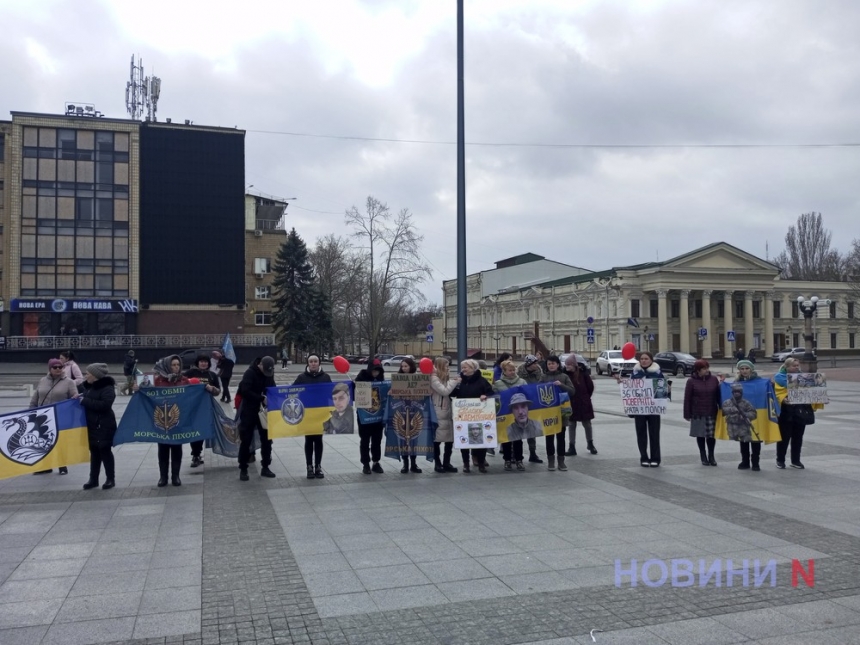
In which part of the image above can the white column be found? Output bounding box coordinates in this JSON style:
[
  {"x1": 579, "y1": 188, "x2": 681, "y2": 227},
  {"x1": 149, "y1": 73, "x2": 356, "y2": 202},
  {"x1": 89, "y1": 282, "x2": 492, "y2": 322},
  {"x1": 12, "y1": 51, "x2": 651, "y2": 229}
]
[
  {"x1": 744, "y1": 291, "x2": 755, "y2": 351},
  {"x1": 724, "y1": 290, "x2": 734, "y2": 356},
  {"x1": 679, "y1": 290, "x2": 690, "y2": 353},
  {"x1": 657, "y1": 289, "x2": 668, "y2": 352},
  {"x1": 764, "y1": 290, "x2": 774, "y2": 357},
  {"x1": 701, "y1": 290, "x2": 713, "y2": 358}
]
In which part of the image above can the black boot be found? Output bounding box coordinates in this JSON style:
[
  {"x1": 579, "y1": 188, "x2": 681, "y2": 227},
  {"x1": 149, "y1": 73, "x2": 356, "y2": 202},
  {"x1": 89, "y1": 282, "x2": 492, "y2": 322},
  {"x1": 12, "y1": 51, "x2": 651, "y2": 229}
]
[
  {"x1": 739, "y1": 442, "x2": 751, "y2": 470},
  {"x1": 314, "y1": 465, "x2": 325, "y2": 479},
  {"x1": 410, "y1": 456, "x2": 422, "y2": 473},
  {"x1": 529, "y1": 451, "x2": 543, "y2": 464},
  {"x1": 157, "y1": 465, "x2": 168, "y2": 488},
  {"x1": 307, "y1": 465, "x2": 315, "y2": 479},
  {"x1": 565, "y1": 444, "x2": 577, "y2": 456},
  {"x1": 401, "y1": 457, "x2": 410, "y2": 474},
  {"x1": 260, "y1": 465, "x2": 276, "y2": 478},
  {"x1": 697, "y1": 438, "x2": 708, "y2": 465},
  {"x1": 434, "y1": 459, "x2": 445, "y2": 473},
  {"x1": 240, "y1": 469, "x2": 249, "y2": 481},
  {"x1": 82, "y1": 479, "x2": 99, "y2": 490},
  {"x1": 587, "y1": 441, "x2": 598, "y2": 455},
  {"x1": 102, "y1": 479, "x2": 115, "y2": 490}
]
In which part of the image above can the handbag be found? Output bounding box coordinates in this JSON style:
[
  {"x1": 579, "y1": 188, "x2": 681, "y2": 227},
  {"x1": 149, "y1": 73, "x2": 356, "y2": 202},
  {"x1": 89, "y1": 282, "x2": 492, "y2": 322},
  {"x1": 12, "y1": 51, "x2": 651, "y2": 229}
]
[
  {"x1": 792, "y1": 405, "x2": 815, "y2": 425},
  {"x1": 258, "y1": 407, "x2": 269, "y2": 430}
]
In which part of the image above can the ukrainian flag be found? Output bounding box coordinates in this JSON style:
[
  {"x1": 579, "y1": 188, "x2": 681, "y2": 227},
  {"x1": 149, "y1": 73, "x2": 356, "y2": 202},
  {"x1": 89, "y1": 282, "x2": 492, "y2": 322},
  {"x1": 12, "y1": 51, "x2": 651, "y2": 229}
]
[
  {"x1": 0, "y1": 399, "x2": 89, "y2": 480},
  {"x1": 267, "y1": 382, "x2": 354, "y2": 438},
  {"x1": 496, "y1": 383, "x2": 562, "y2": 444},
  {"x1": 715, "y1": 378, "x2": 782, "y2": 444}
]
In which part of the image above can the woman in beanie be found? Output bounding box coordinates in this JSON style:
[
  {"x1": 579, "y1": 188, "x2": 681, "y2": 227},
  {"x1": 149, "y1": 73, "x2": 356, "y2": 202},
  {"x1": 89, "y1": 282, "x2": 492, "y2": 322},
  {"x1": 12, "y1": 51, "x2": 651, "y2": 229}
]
[
  {"x1": 79, "y1": 363, "x2": 118, "y2": 490},
  {"x1": 729, "y1": 359, "x2": 765, "y2": 470},
  {"x1": 153, "y1": 355, "x2": 190, "y2": 486},
  {"x1": 683, "y1": 359, "x2": 721, "y2": 466},
  {"x1": 30, "y1": 359, "x2": 79, "y2": 475},
  {"x1": 292, "y1": 354, "x2": 332, "y2": 479}
]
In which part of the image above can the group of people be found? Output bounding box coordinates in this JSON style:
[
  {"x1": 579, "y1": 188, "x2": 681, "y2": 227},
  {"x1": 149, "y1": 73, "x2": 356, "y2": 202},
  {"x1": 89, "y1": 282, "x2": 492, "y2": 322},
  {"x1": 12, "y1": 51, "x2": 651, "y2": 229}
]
[{"x1": 27, "y1": 346, "x2": 816, "y2": 490}]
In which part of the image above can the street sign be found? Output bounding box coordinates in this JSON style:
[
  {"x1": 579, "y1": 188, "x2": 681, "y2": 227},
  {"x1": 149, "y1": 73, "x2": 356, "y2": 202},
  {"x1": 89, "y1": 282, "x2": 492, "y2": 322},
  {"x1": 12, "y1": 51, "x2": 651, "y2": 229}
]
[
  {"x1": 587, "y1": 337, "x2": 595, "y2": 344},
  {"x1": 587, "y1": 316, "x2": 594, "y2": 324},
  {"x1": 426, "y1": 323, "x2": 434, "y2": 332},
  {"x1": 426, "y1": 334, "x2": 434, "y2": 343},
  {"x1": 727, "y1": 330, "x2": 736, "y2": 342},
  {"x1": 648, "y1": 334, "x2": 655, "y2": 341},
  {"x1": 699, "y1": 327, "x2": 708, "y2": 338},
  {"x1": 586, "y1": 328, "x2": 595, "y2": 338}
]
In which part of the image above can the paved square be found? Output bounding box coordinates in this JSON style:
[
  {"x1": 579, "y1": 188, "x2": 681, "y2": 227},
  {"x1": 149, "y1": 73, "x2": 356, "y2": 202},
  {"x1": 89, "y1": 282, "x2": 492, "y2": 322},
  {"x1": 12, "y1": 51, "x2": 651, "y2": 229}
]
[{"x1": 0, "y1": 373, "x2": 859, "y2": 644}]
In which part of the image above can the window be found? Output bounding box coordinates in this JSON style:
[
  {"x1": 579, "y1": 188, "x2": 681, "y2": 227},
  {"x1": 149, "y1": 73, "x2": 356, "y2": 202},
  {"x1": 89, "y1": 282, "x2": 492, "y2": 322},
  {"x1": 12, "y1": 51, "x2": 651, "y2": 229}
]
[
  {"x1": 254, "y1": 257, "x2": 271, "y2": 274},
  {"x1": 849, "y1": 302, "x2": 855, "y2": 319},
  {"x1": 850, "y1": 333, "x2": 855, "y2": 349},
  {"x1": 734, "y1": 301, "x2": 744, "y2": 319},
  {"x1": 255, "y1": 286, "x2": 271, "y2": 300},
  {"x1": 717, "y1": 301, "x2": 725, "y2": 318},
  {"x1": 791, "y1": 302, "x2": 799, "y2": 318},
  {"x1": 0, "y1": 133, "x2": 4, "y2": 161},
  {"x1": 752, "y1": 301, "x2": 761, "y2": 319},
  {"x1": 829, "y1": 332, "x2": 837, "y2": 349},
  {"x1": 670, "y1": 300, "x2": 680, "y2": 318},
  {"x1": 830, "y1": 301, "x2": 837, "y2": 319},
  {"x1": 649, "y1": 299, "x2": 658, "y2": 318},
  {"x1": 773, "y1": 301, "x2": 781, "y2": 319},
  {"x1": 694, "y1": 299, "x2": 702, "y2": 318},
  {"x1": 630, "y1": 299, "x2": 640, "y2": 318},
  {"x1": 255, "y1": 312, "x2": 272, "y2": 326}
]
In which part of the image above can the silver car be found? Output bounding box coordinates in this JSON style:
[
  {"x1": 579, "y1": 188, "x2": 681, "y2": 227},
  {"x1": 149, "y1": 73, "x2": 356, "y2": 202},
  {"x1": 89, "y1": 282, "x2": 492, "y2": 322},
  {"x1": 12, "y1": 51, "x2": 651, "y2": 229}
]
[
  {"x1": 772, "y1": 347, "x2": 814, "y2": 362},
  {"x1": 595, "y1": 350, "x2": 636, "y2": 376}
]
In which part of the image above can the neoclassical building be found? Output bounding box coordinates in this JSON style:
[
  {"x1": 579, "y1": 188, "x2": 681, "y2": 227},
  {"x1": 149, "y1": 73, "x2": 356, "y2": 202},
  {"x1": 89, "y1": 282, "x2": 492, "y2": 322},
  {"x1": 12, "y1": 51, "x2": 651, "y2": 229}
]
[{"x1": 439, "y1": 243, "x2": 858, "y2": 359}]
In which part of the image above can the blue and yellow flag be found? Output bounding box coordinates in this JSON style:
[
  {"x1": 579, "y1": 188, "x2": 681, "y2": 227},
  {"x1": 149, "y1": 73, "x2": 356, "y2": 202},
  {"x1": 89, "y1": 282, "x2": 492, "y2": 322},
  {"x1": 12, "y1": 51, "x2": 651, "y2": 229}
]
[
  {"x1": 356, "y1": 381, "x2": 390, "y2": 425},
  {"x1": 0, "y1": 399, "x2": 89, "y2": 480},
  {"x1": 384, "y1": 395, "x2": 437, "y2": 460},
  {"x1": 715, "y1": 378, "x2": 781, "y2": 444},
  {"x1": 496, "y1": 383, "x2": 562, "y2": 444},
  {"x1": 115, "y1": 384, "x2": 215, "y2": 445},
  {"x1": 267, "y1": 381, "x2": 355, "y2": 437}
]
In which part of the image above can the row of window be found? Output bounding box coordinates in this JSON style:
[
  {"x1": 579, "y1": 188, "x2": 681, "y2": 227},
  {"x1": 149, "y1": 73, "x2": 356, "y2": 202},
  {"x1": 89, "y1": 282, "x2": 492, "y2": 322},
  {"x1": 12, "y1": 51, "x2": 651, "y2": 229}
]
[
  {"x1": 23, "y1": 128, "x2": 129, "y2": 153},
  {"x1": 630, "y1": 299, "x2": 855, "y2": 320},
  {"x1": 23, "y1": 147, "x2": 130, "y2": 163}
]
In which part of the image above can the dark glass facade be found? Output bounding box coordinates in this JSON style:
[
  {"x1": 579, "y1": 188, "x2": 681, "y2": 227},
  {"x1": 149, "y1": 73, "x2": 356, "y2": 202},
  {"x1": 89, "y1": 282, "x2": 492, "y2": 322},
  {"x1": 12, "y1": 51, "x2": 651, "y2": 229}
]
[{"x1": 139, "y1": 125, "x2": 245, "y2": 305}]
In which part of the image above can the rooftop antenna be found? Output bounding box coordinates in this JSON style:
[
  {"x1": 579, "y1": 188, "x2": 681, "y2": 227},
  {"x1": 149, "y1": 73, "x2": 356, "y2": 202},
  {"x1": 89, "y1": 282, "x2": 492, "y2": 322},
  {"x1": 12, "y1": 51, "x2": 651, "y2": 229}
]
[
  {"x1": 125, "y1": 54, "x2": 162, "y2": 122},
  {"x1": 766, "y1": 240, "x2": 769, "y2": 261}
]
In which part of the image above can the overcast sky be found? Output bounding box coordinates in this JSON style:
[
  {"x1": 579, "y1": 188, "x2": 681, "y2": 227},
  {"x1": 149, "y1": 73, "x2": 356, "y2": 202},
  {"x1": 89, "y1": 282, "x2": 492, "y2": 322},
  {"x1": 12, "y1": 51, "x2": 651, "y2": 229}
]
[{"x1": 3, "y1": 0, "x2": 859, "y2": 303}]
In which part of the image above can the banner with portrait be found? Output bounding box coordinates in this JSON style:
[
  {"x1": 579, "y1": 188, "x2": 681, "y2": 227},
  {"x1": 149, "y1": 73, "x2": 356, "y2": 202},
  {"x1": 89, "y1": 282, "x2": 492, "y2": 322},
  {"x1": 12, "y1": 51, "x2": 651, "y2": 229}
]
[
  {"x1": 267, "y1": 382, "x2": 356, "y2": 438},
  {"x1": 786, "y1": 373, "x2": 829, "y2": 405},
  {"x1": 495, "y1": 383, "x2": 563, "y2": 444},
  {"x1": 619, "y1": 378, "x2": 669, "y2": 416},
  {"x1": 715, "y1": 378, "x2": 782, "y2": 444},
  {"x1": 0, "y1": 399, "x2": 89, "y2": 480},
  {"x1": 383, "y1": 394, "x2": 437, "y2": 461},
  {"x1": 452, "y1": 398, "x2": 498, "y2": 449},
  {"x1": 115, "y1": 384, "x2": 215, "y2": 445},
  {"x1": 355, "y1": 381, "x2": 391, "y2": 425}
]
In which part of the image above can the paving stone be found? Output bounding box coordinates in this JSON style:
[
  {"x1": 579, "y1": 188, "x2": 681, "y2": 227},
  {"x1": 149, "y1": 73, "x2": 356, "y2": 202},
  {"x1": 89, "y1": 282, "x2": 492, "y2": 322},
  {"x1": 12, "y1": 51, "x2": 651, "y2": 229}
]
[
  {"x1": 42, "y1": 615, "x2": 136, "y2": 645},
  {"x1": 55, "y1": 591, "x2": 143, "y2": 622},
  {"x1": 0, "y1": 597, "x2": 64, "y2": 629},
  {"x1": 0, "y1": 575, "x2": 77, "y2": 603},
  {"x1": 132, "y1": 610, "x2": 201, "y2": 639}
]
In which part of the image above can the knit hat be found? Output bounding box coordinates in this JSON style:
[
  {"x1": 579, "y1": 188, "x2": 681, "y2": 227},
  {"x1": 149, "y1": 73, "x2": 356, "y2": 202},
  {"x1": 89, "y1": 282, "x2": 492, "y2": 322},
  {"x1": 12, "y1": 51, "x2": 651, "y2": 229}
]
[
  {"x1": 127, "y1": 350, "x2": 135, "y2": 356},
  {"x1": 523, "y1": 354, "x2": 539, "y2": 367},
  {"x1": 86, "y1": 363, "x2": 109, "y2": 379},
  {"x1": 736, "y1": 360, "x2": 755, "y2": 371},
  {"x1": 48, "y1": 358, "x2": 63, "y2": 369}
]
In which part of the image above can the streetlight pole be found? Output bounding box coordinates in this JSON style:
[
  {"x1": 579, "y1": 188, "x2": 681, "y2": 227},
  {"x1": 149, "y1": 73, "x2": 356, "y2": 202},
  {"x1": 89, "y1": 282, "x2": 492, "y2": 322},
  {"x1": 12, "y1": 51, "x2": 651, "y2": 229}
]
[
  {"x1": 796, "y1": 296, "x2": 829, "y2": 372},
  {"x1": 455, "y1": 0, "x2": 467, "y2": 363}
]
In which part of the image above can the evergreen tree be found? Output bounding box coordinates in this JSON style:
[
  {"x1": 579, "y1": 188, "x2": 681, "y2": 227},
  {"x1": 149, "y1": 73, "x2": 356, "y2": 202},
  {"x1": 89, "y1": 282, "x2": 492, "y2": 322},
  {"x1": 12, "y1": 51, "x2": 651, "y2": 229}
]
[{"x1": 271, "y1": 228, "x2": 319, "y2": 356}]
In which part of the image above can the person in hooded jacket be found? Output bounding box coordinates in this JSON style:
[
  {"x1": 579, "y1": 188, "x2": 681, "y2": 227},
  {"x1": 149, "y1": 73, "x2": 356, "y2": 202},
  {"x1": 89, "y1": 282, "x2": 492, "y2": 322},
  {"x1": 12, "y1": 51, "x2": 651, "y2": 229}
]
[
  {"x1": 564, "y1": 355, "x2": 597, "y2": 456},
  {"x1": 78, "y1": 363, "x2": 118, "y2": 490},
  {"x1": 542, "y1": 355, "x2": 575, "y2": 472},
  {"x1": 237, "y1": 356, "x2": 277, "y2": 480},
  {"x1": 684, "y1": 359, "x2": 721, "y2": 467},
  {"x1": 493, "y1": 359, "x2": 527, "y2": 470},
  {"x1": 30, "y1": 358, "x2": 78, "y2": 475},
  {"x1": 624, "y1": 351, "x2": 664, "y2": 467},
  {"x1": 293, "y1": 354, "x2": 332, "y2": 479},
  {"x1": 451, "y1": 359, "x2": 494, "y2": 473},
  {"x1": 184, "y1": 354, "x2": 221, "y2": 468},
  {"x1": 153, "y1": 354, "x2": 190, "y2": 486},
  {"x1": 355, "y1": 359, "x2": 387, "y2": 474},
  {"x1": 516, "y1": 355, "x2": 545, "y2": 463},
  {"x1": 429, "y1": 356, "x2": 460, "y2": 473}
]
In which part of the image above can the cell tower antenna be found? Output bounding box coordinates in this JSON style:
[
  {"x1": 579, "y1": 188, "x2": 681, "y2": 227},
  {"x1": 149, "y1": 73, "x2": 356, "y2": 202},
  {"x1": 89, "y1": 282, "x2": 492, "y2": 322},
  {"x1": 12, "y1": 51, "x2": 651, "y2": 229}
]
[{"x1": 125, "y1": 54, "x2": 162, "y2": 122}]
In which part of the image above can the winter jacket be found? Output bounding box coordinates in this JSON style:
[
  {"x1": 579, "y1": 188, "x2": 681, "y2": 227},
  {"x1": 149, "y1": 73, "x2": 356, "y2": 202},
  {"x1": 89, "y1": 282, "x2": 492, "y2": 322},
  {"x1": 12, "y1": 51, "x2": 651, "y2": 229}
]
[
  {"x1": 183, "y1": 367, "x2": 221, "y2": 396},
  {"x1": 630, "y1": 361, "x2": 664, "y2": 380},
  {"x1": 153, "y1": 355, "x2": 190, "y2": 387},
  {"x1": 123, "y1": 354, "x2": 138, "y2": 377},
  {"x1": 430, "y1": 374, "x2": 459, "y2": 443},
  {"x1": 683, "y1": 373, "x2": 721, "y2": 419},
  {"x1": 541, "y1": 369, "x2": 576, "y2": 397},
  {"x1": 492, "y1": 374, "x2": 526, "y2": 393},
  {"x1": 516, "y1": 363, "x2": 544, "y2": 384},
  {"x1": 218, "y1": 358, "x2": 235, "y2": 382},
  {"x1": 63, "y1": 360, "x2": 85, "y2": 386},
  {"x1": 355, "y1": 366, "x2": 384, "y2": 383},
  {"x1": 30, "y1": 373, "x2": 78, "y2": 408},
  {"x1": 293, "y1": 368, "x2": 333, "y2": 386},
  {"x1": 565, "y1": 368, "x2": 595, "y2": 422},
  {"x1": 451, "y1": 370, "x2": 494, "y2": 400},
  {"x1": 237, "y1": 364, "x2": 277, "y2": 425},
  {"x1": 78, "y1": 376, "x2": 117, "y2": 444}
]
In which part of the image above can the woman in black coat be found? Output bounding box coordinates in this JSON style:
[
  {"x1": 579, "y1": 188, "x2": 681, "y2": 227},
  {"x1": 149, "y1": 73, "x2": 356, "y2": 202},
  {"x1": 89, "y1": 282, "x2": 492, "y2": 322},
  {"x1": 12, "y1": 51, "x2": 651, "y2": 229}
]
[
  {"x1": 355, "y1": 359, "x2": 386, "y2": 474},
  {"x1": 292, "y1": 354, "x2": 332, "y2": 479},
  {"x1": 78, "y1": 363, "x2": 118, "y2": 490},
  {"x1": 450, "y1": 359, "x2": 494, "y2": 473}
]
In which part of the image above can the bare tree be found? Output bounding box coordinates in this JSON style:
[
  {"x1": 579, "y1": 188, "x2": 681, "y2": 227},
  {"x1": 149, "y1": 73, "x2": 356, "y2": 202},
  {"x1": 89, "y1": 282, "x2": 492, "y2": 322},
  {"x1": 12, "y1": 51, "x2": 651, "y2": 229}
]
[
  {"x1": 773, "y1": 212, "x2": 845, "y2": 280},
  {"x1": 345, "y1": 196, "x2": 432, "y2": 357},
  {"x1": 309, "y1": 235, "x2": 366, "y2": 353}
]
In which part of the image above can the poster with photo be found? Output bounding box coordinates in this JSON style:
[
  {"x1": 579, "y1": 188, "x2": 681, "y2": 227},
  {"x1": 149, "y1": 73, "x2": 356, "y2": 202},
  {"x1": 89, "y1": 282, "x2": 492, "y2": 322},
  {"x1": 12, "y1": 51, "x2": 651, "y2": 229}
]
[
  {"x1": 786, "y1": 373, "x2": 829, "y2": 404},
  {"x1": 452, "y1": 397, "x2": 498, "y2": 449}
]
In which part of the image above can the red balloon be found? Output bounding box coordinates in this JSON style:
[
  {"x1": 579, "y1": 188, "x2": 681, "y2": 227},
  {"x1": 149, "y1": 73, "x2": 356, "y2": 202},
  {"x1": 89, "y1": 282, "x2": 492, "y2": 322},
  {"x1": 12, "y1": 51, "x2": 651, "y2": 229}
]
[
  {"x1": 188, "y1": 378, "x2": 201, "y2": 384},
  {"x1": 333, "y1": 356, "x2": 350, "y2": 374},
  {"x1": 621, "y1": 342, "x2": 637, "y2": 361},
  {"x1": 419, "y1": 357, "x2": 434, "y2": 374}
]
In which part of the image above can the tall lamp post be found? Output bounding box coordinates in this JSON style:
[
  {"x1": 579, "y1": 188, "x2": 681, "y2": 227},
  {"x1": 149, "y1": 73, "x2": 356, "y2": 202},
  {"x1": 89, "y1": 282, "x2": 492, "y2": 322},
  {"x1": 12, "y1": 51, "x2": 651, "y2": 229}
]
[{"x1": 796, "y1": 296, "x2": 830, "y2": 372}]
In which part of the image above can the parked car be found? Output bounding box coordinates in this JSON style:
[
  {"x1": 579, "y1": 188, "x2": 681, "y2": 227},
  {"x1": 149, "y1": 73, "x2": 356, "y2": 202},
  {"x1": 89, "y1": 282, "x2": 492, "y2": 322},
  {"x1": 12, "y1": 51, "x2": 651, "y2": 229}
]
[
  {"x1": 357, "y1": 356, "x2": 368, "y2": 364},
  {"x1": 376, "y1": 354, "x2": 394, "y2": 363},
  {"x1": 772, "y1": 347, "x2": 813, "y2": 362},
  {"x1": 382, "y1": 354, "x2": 414, "y2": 367},
  {"x1": 179, "y1": 348, "x2": 220, "y2": 370},
  {"x1": 595, "y1": 350, "x2": 636, "y2": 376},
  {"x1": 653, "y1": 351, "x2": 697, "y2": 376},
  {"x1": 559, "y1": 353, "x2": 592, "y2": 376}
]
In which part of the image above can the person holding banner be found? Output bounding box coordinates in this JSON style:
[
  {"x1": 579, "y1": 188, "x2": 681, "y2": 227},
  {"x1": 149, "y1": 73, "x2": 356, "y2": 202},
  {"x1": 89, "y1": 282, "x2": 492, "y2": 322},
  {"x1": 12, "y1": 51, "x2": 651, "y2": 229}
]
[
  {"x1": 493, "y1": 360, "x2": 527, "y2": 470},
  {"x1": 395, "y1": 358, "x2": 424, "y2": 473},
  {"x1": 355, "y1": 359, "x2": 387, "y2": 474},
  {"x1": 516, "y1": 355, "x2": 545, "y2": 464},
  {"x1": 451, "y1": 359, "x2": 494, "y2": 473},
  {"x1": 292, "y1": 354, "x2": 332, "y2": 479},
  {"x1": 627, "y1": 352, "x2": 664, "y2": 468},
  {"x1": 773, "y1": 357, "x2": 813, "y2": 469},
  {"x1": 684, "y1": 359, "x2": 721, "y2": 467},
  {"x1": 184, "y1": 354, "x2": 221, "y2": 468},
  {"x1": 430, "y1": 356, "x2": 460, "y2": 473},
  {"x1": 153, "y1": 355, "x2": 190, "y2": 486},
  {"x1": 564, "y1": 354, "x2": 597, "y2": 456},
  {"x1": 542, "y1": 355, "x2": 575, "y2": 472},
  {"x1": 29, "y1": 358, "x2": 79, "y2": 475},
  {"x1": 78, "y1": 363, "x2": 118, "y2": 490},
  {"x1": 238, "y1": 356, "x2": 277, "y2": 480},
  {"x1": 732, "y1": 359, "x2": 765, "y2": 470}
]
